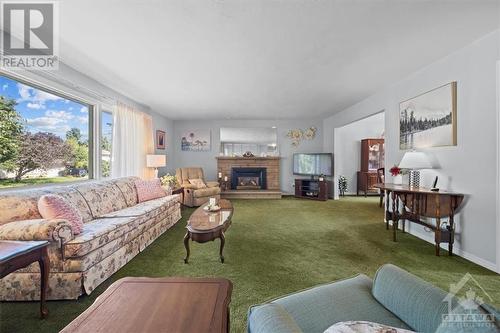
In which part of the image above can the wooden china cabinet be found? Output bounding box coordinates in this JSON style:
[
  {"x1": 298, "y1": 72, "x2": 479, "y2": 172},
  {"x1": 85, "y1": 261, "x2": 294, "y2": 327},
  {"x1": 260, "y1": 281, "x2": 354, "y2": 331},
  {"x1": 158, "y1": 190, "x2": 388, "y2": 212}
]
[{"x1": 357, "y1": 138, "x2": 384, "y2": 196}]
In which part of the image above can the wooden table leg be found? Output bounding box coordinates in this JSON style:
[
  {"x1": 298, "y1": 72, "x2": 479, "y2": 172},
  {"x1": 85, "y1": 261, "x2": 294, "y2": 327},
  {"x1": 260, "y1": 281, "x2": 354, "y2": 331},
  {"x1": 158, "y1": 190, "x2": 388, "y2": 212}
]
[
  {"x1": 219, "y1": 232, "x2": 225, "y2": 263},
  {"x1": 183, "y1": 232, "x2": 190, "y2": 264},
  {"x1": 435, "y1": 217, "x2": 441, "y2": 256},
  {"x1": 435, "y1": 194, "x2": 441, "y2": 256},
  {"x1": 38, "y1": 247, "x2": 49, "y2": 318},
  {"x1": 448, "y1": 197, "x2": 455, "y2": 256},
  {"x1": 391, "y1": 191, "x2": 399, "y2": 242},
  {"x1": 385, "y1": 190, "x2": 390, "y2": 230}
]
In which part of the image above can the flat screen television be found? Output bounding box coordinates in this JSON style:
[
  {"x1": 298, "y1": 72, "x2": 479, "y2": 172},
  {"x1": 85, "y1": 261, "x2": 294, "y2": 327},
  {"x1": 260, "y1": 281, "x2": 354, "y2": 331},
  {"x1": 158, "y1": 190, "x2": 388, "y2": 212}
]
[{"x1": 293, "y1": 153, "x2": 333, "y2": 176}]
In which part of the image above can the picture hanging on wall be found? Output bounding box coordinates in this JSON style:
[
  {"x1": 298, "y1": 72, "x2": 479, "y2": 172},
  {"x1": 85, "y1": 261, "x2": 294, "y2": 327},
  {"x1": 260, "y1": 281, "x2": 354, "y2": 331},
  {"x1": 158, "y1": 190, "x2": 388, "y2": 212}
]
[
  {"x1": 399, "y1": 81, "x2": 457, "y2": 150},
  {"x1": 181, "y1": 129, "x2": 211, "y2": 152},
  {"x1": 156, "y1": 130, "x2": 166, "y2": 150}
]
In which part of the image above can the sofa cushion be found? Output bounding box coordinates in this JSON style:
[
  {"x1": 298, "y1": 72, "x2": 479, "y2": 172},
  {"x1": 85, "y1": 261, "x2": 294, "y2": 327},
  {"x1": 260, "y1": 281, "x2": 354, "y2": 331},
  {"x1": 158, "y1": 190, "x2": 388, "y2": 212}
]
[
  {"x1": 38, "y1": 194, "x2": 84, "y2": 234},
  {"x1": 64, "y1": 216, "x2": 136, "y2": 258},
  {"x1": 108, "y1": 177, "x2": 140, "y2": 207},
  {"x1": 48, "y1": 187, "x2": 93, "y2": 223},
  {"x1": 64, "y1": 195, "x2": 180, "y2": 258},
  {"x1": 73, "y1": 181, "x2": 128, "y2": 218},
  {"x1": 193, "y1": 186, "x2": 221, "y2": 198},
  {"x1": 103, "y1": 194, "x2": 179, "y2": 219},
  {"x1": 135, "y1": 178, "x2": 166, "y2": 202},
  {"x1": 372, "y1": 264, "x2": 449, "y2": 333},
  {"x1": 249, "y1": 275, "x2": 410, "y2": 333},
  {"x1": 0, "y1": 189, "x2": 49, "y2": 225}
]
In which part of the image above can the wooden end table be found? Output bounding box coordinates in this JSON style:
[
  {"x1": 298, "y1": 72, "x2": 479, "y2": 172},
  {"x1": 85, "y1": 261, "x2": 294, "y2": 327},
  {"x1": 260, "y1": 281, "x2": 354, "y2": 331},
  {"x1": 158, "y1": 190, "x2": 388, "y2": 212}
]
[
  {"x1": 0, "y1": 240, "x2": 50, "y2": 318},
  {"x1": 60, "y1": 277, "x2": 233, "y2": 333},
  {"x1": 184, "y1": 199, "x2": 233, "y2": 264},
  {"x1": 171, "y1": 186, "x2": 184, "y2": 205}
]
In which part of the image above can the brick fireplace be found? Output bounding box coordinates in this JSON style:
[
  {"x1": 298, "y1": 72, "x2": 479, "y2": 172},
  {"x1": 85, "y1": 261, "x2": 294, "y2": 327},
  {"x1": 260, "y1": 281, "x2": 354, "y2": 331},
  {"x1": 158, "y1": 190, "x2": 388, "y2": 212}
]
[{"x1": 216, "y1": 157, "x2": 280, "y2": 193}]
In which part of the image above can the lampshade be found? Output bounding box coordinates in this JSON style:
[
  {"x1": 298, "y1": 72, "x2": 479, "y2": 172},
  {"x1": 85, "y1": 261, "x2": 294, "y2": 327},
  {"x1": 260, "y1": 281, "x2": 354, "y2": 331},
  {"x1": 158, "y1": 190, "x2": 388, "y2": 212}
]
[
  {"x1": 146, "y1": 154, "x2": 166, "y2": 168},
  {"x1": 398, "y1": 151, "x2": 432, "y2": 169}
]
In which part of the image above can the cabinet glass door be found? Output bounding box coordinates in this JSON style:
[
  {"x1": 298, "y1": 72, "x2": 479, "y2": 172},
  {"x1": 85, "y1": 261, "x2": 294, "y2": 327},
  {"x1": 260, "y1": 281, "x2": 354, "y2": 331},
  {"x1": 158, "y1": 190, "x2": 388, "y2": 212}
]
[{"x1": 368, "y1": 142, "x2": 384, "y2": 170}]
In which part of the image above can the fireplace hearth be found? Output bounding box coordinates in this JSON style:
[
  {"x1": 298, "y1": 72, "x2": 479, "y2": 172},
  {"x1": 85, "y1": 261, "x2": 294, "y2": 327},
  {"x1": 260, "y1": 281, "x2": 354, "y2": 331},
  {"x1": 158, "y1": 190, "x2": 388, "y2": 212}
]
[{"x1": 231, "y1": 168, "x2": 267, "y2": 190}]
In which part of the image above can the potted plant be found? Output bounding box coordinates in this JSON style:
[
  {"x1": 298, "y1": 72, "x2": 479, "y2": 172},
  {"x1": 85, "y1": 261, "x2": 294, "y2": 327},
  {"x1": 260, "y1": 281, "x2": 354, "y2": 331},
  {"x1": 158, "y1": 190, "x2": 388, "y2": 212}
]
[{"x1": 338, "y1": 176, "x2": 348, "y2": 196}]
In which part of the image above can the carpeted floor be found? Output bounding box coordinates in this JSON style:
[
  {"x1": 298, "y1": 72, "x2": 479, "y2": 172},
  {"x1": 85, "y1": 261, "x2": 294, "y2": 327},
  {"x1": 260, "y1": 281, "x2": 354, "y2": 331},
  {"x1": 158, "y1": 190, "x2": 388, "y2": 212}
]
[{"x1": 1, "y1": 197, "x2": 499, "y2": 332}]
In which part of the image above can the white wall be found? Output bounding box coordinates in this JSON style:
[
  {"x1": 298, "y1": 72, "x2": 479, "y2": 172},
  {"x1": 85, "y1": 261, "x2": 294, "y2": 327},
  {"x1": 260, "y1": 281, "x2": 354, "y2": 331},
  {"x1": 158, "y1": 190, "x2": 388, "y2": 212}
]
[
  {"x1": 323, "y1": 30, "x2": 500, "y2": 271},
  {"x1": 334, "y1": 112, "x2": 385, "y2": 194},
  {"x1": 172, "y1": 119, "x2": 324, "y2": 194}
]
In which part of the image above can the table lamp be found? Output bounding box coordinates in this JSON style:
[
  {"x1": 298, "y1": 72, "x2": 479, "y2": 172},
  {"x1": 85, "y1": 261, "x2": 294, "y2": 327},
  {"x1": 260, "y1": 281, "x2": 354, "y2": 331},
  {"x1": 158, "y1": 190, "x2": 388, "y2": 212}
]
[
  {"x1": 146, "y1": 154, "x2": 166, "y2": 178},
  {"x1": 398, "y1": 151, "x2": 432, "y2": 188}
]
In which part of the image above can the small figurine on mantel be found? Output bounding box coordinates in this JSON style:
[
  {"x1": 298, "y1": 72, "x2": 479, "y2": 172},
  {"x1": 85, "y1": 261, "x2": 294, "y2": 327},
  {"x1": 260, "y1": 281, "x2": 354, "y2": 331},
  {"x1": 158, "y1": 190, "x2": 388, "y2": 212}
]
[{"x1": 242, "y1": 151, "x2": 254, "y2": 158}]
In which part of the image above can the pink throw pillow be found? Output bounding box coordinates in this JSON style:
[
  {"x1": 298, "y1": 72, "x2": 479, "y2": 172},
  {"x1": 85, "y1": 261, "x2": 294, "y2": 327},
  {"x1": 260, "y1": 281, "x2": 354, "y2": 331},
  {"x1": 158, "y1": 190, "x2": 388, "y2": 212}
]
[
  {"x1": 135, "y1": 178, "x2": 167, "y2": 203},
  {"x1": 38, "y1": 194, "x2": 84, "y2": 235}
]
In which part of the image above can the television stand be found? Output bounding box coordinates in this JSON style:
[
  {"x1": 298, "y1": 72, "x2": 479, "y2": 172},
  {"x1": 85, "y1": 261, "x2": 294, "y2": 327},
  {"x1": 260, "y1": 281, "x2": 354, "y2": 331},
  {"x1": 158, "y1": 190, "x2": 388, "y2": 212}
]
[{"x1": 294, "y1": 179, "x2": 329, "y2": 201}]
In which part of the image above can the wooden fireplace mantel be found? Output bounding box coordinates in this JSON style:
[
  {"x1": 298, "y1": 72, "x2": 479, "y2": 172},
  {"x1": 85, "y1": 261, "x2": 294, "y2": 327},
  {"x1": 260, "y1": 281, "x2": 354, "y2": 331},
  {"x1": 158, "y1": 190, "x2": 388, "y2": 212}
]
[
  {"x1": 215, "y1": 156, "x2": 281, "y2": 160},
  {"x1": 216, "y1": 156, "x2": 280, "y2": 191}
]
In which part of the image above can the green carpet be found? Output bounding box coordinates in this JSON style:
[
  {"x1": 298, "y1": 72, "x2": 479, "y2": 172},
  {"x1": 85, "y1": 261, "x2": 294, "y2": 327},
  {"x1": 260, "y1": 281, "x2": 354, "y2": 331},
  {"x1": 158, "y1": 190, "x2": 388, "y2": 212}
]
[{"x1": 1, "y1": 197, "x2": 499, "y2": 332}]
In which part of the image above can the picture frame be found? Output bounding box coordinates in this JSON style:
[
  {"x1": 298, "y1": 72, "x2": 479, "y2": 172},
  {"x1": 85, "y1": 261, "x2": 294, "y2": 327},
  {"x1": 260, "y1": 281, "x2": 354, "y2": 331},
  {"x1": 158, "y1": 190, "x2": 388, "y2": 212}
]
[
  {"x1": 181, "y1": 129, "x2": 211, "y2": 152},
  {"x1": 156, "y1": 130, "x2": 166, "y2": 150},
  {"x1": 399, "y1": 81, "x2": 457, "y2": 150}
]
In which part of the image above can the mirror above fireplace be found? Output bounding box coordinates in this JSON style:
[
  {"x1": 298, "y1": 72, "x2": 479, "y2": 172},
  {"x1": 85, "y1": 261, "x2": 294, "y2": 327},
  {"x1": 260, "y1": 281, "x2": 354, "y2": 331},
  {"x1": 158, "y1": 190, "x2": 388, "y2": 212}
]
[{"x1": 220, "y1": 127, "x2": 278, "y2": 157}]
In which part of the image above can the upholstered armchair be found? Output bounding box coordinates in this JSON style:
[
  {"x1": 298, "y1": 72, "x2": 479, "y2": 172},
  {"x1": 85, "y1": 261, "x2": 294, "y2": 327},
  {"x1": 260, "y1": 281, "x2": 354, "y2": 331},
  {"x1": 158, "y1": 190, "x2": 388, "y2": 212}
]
[{"x1": 175, "y1": 167, "x2": 221, "y2": 207}]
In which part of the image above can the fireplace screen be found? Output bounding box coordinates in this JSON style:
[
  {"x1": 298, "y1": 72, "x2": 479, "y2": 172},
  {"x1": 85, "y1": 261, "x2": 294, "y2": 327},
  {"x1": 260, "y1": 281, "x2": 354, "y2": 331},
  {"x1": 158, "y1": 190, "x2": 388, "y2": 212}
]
[
  {"x1": 237, "y1": 176, "x2": 260, "y2": 190},
  {"x1": 231, "y1": 167, "x2": 267, "y2": 190}
]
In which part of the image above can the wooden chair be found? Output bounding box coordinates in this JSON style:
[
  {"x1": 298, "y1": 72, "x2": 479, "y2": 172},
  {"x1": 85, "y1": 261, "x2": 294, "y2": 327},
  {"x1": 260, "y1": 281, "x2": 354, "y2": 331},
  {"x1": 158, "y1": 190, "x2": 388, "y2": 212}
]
[{"x1": 377, "y1": 167, "x2": 385, "y2": 207}]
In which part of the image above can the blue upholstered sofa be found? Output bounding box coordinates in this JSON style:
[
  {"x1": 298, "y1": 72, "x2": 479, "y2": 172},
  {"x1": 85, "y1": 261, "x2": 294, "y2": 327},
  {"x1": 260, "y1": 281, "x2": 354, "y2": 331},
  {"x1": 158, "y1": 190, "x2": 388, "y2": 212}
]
[{"x1": 248, "y1": 264, "x2": 499, "y2": 333}]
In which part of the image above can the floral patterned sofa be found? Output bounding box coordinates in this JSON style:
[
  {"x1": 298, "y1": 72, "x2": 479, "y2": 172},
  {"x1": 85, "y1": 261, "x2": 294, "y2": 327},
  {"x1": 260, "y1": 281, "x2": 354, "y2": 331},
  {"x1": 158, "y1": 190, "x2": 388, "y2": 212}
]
[{"x1": 0, "y1": 177, "x2": 182, "y2": 300}]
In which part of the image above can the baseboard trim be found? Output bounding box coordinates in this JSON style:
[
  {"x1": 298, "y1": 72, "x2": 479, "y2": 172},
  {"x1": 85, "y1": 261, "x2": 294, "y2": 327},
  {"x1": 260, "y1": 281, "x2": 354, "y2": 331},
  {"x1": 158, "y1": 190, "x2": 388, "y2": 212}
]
[{"x1": 387, "y1": 221, "x2": 498, "y2": 273}]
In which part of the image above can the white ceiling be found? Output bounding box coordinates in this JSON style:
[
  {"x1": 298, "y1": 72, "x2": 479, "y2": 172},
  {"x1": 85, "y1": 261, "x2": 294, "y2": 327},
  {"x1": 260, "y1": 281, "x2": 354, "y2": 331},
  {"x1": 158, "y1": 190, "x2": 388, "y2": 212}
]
[{"x1": 59, "y1": 0, "x2": 499, "y2": 120}]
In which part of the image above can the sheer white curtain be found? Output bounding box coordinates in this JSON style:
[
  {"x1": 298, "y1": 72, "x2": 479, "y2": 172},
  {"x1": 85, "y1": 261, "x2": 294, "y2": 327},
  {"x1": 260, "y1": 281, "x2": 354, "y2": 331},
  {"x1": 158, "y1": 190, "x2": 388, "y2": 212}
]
[{"x1": 111, "y1": 102, "x2": 155, "y2": 179}]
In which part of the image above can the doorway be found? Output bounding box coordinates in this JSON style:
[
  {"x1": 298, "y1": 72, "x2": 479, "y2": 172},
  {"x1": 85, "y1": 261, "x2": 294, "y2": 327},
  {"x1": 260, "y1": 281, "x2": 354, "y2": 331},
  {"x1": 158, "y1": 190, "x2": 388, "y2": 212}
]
[{"x1": 333, "y1": 111, "x2": 385, "y2": 197}]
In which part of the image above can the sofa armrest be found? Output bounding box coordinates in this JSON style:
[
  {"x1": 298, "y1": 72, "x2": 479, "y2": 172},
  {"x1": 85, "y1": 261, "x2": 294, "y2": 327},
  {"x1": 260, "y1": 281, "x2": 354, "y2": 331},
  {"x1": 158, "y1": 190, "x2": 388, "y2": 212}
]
[
  {"x1": 248, "y1": 303, "x2": 303, "y2": 333},
  {"x1": 0, "y1": 219, "x2": 74, "y2": 245},
  {"x1": 181, "y1": 183, "x2": 197, "y2": 190},
  {"x1": 206, "y1": 181, "x2": 220, "y2": 188}
]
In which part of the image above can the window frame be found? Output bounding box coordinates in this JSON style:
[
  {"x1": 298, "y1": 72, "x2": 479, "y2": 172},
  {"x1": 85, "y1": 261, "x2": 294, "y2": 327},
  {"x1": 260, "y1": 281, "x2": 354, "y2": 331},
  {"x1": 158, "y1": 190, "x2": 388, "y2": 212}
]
[
  {"x1": 0, "y1": 70, "x2": 108, "y2": 187},
  {"x1": 99, "y1": 108, "x2": 114, "y2": 179}
]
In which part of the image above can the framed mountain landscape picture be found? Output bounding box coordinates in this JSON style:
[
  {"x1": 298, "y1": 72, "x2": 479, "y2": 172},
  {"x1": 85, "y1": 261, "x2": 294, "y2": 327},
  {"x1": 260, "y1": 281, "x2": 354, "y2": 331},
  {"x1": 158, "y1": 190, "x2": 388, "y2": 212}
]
[{"x1": 399, "y1": 82, "x2": 457, "y2": 150}]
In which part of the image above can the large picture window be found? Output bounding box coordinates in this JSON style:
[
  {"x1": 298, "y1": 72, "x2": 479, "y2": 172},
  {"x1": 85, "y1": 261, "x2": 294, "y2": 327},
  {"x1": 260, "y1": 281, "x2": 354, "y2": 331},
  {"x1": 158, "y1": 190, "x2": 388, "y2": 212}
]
[{"x1": 0, "y1": 74, "x2": 94, "y2": 188}]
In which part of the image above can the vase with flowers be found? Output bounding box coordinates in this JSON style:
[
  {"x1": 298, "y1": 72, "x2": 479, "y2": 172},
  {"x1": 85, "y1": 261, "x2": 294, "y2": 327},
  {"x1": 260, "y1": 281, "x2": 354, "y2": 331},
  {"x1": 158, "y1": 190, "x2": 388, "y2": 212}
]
[
  {"x1": 160, "y1": 173, "x2": 178, "y2": 195},
  {"x1": 389, "y1": 165, "x2": 403, "y2": 185}
]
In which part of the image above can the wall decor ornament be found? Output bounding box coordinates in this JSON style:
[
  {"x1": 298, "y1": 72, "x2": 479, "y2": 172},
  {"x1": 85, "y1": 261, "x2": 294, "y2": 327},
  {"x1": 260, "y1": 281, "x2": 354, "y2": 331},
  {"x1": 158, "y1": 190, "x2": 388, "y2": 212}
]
[
  {"x1": 181, "y1": 129, "x2": 211, "y2": 151},
  {"x1": 399, "y1": 82, "x2": 457, "y2": 150},
  {"x1": 286, "y1": 126, "x2": 316, "y2": 147}
]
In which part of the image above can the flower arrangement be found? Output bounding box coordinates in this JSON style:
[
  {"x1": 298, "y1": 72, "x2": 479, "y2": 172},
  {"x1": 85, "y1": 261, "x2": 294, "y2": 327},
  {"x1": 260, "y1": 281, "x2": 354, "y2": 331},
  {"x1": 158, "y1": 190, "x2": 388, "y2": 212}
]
[
  {"x1": 160, "y1": 173, "x2": 178, "y2": 188},
  {"x1": 389, "y1": 165, "x2": 402, "y2": 176}
]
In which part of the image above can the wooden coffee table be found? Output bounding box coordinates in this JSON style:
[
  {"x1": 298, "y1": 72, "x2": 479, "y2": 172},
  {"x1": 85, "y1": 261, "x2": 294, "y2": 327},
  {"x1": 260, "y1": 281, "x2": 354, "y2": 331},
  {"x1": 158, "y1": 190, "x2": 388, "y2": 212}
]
[
  {"x1": 60, "y1": 277, "x2": 233, "y2": 333},
  {"x1": 0, "y1": 240, "x2": 50, "y2": 318},
  {"x1": 184, "y1": 199, "x2": 233, "y2": 263}
]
